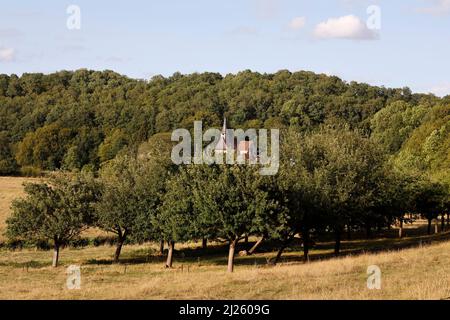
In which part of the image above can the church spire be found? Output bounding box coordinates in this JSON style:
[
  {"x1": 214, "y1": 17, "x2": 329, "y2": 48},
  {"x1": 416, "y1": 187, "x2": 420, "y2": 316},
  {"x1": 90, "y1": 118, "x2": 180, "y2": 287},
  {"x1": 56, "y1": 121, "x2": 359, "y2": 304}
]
[
  {"x1": 215, "y1": 117, "x2": 228, "y2": 152},
  {"x1": 222, "y1": 117, "x2": 227, "y2": 134}
]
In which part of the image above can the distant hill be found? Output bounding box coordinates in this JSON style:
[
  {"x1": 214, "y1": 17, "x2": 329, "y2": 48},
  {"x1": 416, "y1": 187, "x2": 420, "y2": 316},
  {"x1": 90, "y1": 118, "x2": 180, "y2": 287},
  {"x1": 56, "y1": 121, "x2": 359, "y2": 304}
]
[{"x1": 0, "y1": 69, "x2": 447, "y2": 177}]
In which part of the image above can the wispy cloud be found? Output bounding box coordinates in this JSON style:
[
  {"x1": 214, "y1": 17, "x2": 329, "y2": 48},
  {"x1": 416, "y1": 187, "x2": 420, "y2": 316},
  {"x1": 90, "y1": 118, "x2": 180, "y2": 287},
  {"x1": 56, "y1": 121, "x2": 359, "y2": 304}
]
[
  {"x1": 417, "y1": 0, "x2": 450, "y2": 15},
  {"x1": 288, "y1": 17, "x2": 306, "y2": 30},
  {"x1": 0, "y1": 47, "x2": 15, "y2": 62},
  {"x1": 313, "y1": 15, "x2": 378, "y2": 40}
]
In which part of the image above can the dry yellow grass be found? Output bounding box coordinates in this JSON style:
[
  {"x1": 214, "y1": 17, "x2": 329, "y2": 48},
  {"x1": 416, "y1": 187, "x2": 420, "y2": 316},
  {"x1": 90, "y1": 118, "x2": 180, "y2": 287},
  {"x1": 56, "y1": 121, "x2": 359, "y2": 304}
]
[
  {"x1": 1, "y1": 176, "x2": 449, "y2": 300},
  {"x1": 0, "y1": 239, "x2": 450, "y2": 300},
  {"x1": 0, "y1": 177, "x2": 37, "y2": 241}
]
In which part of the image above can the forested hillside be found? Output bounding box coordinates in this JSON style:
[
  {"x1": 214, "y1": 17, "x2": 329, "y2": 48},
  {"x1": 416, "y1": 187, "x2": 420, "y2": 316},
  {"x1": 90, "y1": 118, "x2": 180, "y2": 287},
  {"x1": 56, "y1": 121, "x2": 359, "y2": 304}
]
[{"x1": 1, "y1": 69, "x2": 447, "y2": 176}]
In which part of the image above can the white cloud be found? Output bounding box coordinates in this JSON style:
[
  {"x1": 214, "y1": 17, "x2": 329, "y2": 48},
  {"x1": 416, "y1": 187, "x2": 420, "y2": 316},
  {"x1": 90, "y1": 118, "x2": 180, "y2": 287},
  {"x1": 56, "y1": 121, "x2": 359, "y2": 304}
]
[
  {"x1": 289, "y1": 17, "x2": 306, "y2": 30},
  {"x1": 417, "y1": 0, "x2": 450, "y2": 15},
  {"x1": 313, "y1": 15, "x2": 378, "y2": 40},
  {"x1": 0, "y1": 47, "x2": 15, "y2": 62}
]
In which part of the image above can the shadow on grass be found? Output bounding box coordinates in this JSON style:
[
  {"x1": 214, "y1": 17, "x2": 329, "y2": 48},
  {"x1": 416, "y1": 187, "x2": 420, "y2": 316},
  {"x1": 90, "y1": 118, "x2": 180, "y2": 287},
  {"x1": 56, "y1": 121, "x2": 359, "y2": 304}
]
[
  {"x1": 85, "y1": 254, "x2": 167, "y2": 266},
  {"x1": 0, "y1": 260, "x2": 48, "y2": 269},
  {"x1": 84, "y1": 229, "x2": 450, "y2": 267},
  {"x1": 262, "y1": 230, "x2": 450, "y2": 266},
  {"x1": 171, "y1": 229, "x2": 450, "y2": 267},
  {"x1": 61, "y1": 223, "x2": 450, "y2": 268}
]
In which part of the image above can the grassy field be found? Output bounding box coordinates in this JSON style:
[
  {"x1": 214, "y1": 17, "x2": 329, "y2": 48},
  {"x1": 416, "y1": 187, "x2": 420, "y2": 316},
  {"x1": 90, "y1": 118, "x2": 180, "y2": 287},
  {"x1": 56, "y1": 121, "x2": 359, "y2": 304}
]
[
  {"x1": 0, "y1": 177, "x2": 37, "y2": 241},
  {"x1": 1, "y1": 176, "x2": 450, "y2": 300}
]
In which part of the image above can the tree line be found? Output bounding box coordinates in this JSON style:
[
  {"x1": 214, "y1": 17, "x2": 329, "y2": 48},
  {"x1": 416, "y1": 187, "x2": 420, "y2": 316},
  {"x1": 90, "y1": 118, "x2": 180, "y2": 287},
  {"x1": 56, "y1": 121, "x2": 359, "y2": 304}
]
[
  {"x1": 6, "y1": 125, "x2": 450, "y2": 271},
  {"x1": 1, "y1": 69, "x2": 447, "y2": 177}
]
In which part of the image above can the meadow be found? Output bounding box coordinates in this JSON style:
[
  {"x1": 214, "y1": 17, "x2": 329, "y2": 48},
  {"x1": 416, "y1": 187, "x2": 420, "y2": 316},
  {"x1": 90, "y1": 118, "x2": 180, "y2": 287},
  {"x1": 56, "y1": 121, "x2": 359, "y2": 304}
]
[
  {"x1": 0, "y1": 177, "x2": 34, "y2": 242},
  {"x1": 1, "y1": 176, "x2": 450, "y2": 300}
]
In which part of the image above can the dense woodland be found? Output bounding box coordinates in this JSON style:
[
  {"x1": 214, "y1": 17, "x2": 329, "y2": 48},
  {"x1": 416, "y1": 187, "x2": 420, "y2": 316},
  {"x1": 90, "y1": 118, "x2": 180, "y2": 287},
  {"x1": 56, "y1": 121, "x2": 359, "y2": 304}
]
[
  {"x1": 0, "y1": 69, "x2": 447, "y2": 176},
  {"x1": 2, "y1": 69, "x2": 449, "y2": 271}
]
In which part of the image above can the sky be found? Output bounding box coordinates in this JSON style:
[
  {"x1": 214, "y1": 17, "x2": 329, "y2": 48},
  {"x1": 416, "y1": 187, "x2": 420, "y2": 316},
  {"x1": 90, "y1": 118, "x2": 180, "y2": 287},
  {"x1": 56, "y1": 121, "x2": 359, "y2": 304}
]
[{"x1": 0, "y1": 0, "x2": 449, "y2": 96}]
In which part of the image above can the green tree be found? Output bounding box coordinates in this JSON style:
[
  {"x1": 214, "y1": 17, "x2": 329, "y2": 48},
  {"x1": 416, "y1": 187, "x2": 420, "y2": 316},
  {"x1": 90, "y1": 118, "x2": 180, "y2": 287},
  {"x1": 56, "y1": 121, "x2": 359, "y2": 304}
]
[
  {"x1": 97, "y1": 129, "x2": 129, "y2": 163},
  {"x1": 15, "y1": 123, "x2": 74, "y2": 170},
  {"x1": 157, "y1": 167, "x2": 197, "y2": 268},
  {"x1": 281, "y1": 125, "x2": 391, "y2": 255},
  {"x1": 193, "y1": 164, "x2": 273, "y2": 272},
  {"x1": 370, "y1": 101, "x2": 427, "y2": 153},
  {"x1": 6, "y1": 172, "x2": 99, "y2": 267},
  {"x1": 411, "y1": 177, "x2": 447, "y2": 234},
  {"x1": 95, "y1": 154, "x2": 160, "y2": 262},
  {"x1": 0, "y1": 131, "x2": 17, "y2": 175}
]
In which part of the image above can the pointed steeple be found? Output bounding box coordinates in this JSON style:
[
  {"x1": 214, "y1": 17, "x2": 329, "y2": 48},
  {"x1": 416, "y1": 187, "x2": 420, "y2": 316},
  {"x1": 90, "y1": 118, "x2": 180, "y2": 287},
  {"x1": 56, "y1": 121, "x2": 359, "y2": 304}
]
[
  {"x1": 216, "y1": 117, "x2": 228, "y2": 152},
  {"x1": 221, "y1": 117, "x2": 227, "y2": 135}
]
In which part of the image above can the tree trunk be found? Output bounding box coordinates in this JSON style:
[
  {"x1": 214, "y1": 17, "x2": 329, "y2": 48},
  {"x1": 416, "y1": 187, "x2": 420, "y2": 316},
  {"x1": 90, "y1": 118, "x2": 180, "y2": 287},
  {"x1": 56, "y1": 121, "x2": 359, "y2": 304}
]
[
  {"x1": 202, "y1": 238, "x2": 207, "y2": 250},
  {"x1": 441, "y1": 214, "x2": 446, "y2": 232},
  {"x1": 159, "y1": 239, "x2": 164, "y2": 255},
  {"x1": 114, "y1": 238, "x2": 124, "y2": 263},
  {"x1": 447, "y1": 213, "x2": 450, "y2": 227},
  {"x1": 247, "y1": 237, "x2": 264, "y2": 255},
  {"x1": 398, "y1": 218, "x2": 403, "y2": 238},
  {"x1": 334, "y1": 228, "x2": 341, "y2": 256},
  {"x1": 272, "y1": 245, "x2": 286, "y2": 265},
  {"x1": 435, "y1": 219, "x2": 439, "y2": 234},
  {"x1": 165, "y1": 241, "x2": 175, "y2": 268},
  {"x1": 427, "y1": 218, "x2": 432, "y2": 235},
  {"x1": 227, "y1": 239, "x2": 238, "y2": 273},
  {"x1": 271, "y1": 236, "x2": 295, "y2": 265},
  {"x1": 303, "y1": 229, "x2": 310, "y2": 262},
  {"x1": 244, "y1": 234, "x2": 249, "y2": 245},
  {"x1": 52, "y1": 242, "x2": 60, "y2": 268},
  {"x1": 114, "y1": 230, "x2": 127, "y2": 263}
]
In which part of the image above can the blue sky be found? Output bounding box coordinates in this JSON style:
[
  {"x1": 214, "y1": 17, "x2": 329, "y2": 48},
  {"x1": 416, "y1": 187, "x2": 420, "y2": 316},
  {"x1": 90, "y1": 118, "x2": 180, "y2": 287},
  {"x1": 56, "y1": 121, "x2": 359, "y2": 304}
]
[{"x1": 0, "y1": 0, "x2": 449, "y2": 96}]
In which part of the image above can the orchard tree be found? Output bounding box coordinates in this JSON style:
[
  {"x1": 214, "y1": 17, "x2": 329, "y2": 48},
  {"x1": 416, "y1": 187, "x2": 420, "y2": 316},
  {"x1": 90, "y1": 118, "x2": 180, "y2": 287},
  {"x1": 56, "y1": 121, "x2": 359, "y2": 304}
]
[
  {"x1": 156, "y1": 167, "x2": 197, "y2": 268},
  {"x1": 280, "y1": 125, "x2": 391, "y2": 255},
  {"x1": 274, "y1": 128, "x2": 330, "y2": 264},
  {"x1": 95, "y1": 154, "x2": 161, "y2": 262},
  {"x1": 192, "y1": 164, "x2": 274, "y2": 273},
  {"x1": 411, "y1": 177, "x2": 447, "y2": 234},
  {"x1": 6, "y1": 172, "x2": 99, "y2": 267},
  {"x1": 137, "y1": 132, "x2": 177, "y2": 253}
]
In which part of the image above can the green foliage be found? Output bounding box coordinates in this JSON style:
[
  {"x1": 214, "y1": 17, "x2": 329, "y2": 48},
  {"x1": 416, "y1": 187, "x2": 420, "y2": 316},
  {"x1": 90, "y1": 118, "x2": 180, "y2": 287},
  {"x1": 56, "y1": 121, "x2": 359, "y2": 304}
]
[
  {"x1": 394, "y1": 103, "x2": 450, "y2": 183},
  {"x1": 0, "y1": 69, "x2": 423, "y2": 175},
  {"x1": 15, "y1": 123, "x2": 74, "y2": 170},
  {"x1": 0, "y1": 131, "x2": 17, "y2": 175},
  {"x1": 94, "y1": 153, "x2": 166, "y2": 260},
  {"x1": 6, "y1": 172, "x2": 100, "y2": 245},
  {"x1": 370, "y1": 101, "x2": 428, "y2": 154},
  {"x1": 97, "y1": 128, "x2": 128, "y2": 163},
  {"x1": 158, "y1": 164, "x2": 274, "y2": 243},
  {"x1": 2, "y1": 68, "x2": 449, "y2": 269},
  {"x1": 279, "y1": 125, "x2": 397, "y2": 248}
]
